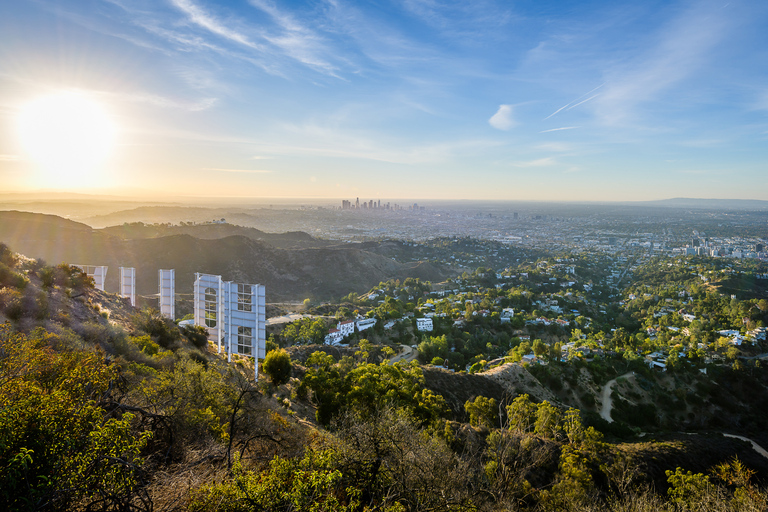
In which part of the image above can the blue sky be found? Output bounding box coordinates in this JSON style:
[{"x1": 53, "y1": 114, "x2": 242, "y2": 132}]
[{"x1": 1, "y1": 0, "x2": 767, "y2": 201}]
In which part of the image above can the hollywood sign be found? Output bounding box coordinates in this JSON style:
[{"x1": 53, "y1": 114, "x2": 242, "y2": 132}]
[{"x1": 73, "y1": 265, "x2": 266, "y2": 379}]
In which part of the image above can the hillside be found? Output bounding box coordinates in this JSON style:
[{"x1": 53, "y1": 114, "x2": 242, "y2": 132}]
[
  {"x1": 100, "y1": 222, "x2": 331, "y2": 250},
  {"x1": 0, "y1": 211, "x2": 453, "y2": 305},
  {"x1": 2, "y1": 243, "x2": 768, "y2": 511}
]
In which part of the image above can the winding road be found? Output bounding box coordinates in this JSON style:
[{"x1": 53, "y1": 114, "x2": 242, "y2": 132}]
[
  {"x1": 723, "y1": 434, "x2": 768, "y2": 459},
  {"x1": 600, "y1": 372, "x2": 635, "y2": 423},
  {"x1": 599, "y1": 373, "x2": 768, "y2": 461}
]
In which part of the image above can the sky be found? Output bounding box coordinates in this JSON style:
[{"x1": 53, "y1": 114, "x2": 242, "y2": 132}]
[{"x1": 1, "y1": 0, "x2": 767, "y2": 202}]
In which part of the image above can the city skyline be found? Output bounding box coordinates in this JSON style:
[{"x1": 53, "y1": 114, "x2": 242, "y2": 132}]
[{"x1": 1, "y1": 0, "x2": 767, "y2": 201}]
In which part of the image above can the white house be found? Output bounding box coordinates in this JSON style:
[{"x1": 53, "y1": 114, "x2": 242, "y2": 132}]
[
  {"x1": 356, "y1": 317, "x2": 376, "y2": 332},
  {"x1": 325, "y1": 328, "x2": 344, "y2": 345},
  {"x1": 337, "y1": 320, "x2": 355, "y2": 337},
  {"x1": 416, "y1": 317, "x2": 433, "y2": 332}
]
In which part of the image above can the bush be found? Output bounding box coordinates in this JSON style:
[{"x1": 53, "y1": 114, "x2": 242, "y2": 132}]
[
  {"x1": 133, "y1": 308, "x2": 181, "y2": 348},
  {"x1": 262, "y1": 349, "x2": 292, "y2": 386},
  {"x1": 181, "y1": 324, "x2": 209, "y2": 350},
  {"x1": 0, "y1": 262, "x2": 27, "y2": 290}
]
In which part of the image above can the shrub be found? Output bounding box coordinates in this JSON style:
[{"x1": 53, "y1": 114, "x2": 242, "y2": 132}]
[
  {"x1": 262, "y1": 349, "x2": 292, "y2": 386},
  {"x1": 133, "y1": 308, "x2": 181, "y2": 348},
  {"x1": 181, "y1": 324, "x2": 209, "y2": 350}
]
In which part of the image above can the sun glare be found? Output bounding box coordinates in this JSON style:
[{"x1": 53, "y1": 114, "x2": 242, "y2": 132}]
[{"x1": 17, "y1": 91, "x2": 116, "y2": 189}]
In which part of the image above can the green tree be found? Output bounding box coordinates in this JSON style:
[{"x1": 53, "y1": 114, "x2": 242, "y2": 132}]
[
  {"x1": 262, "y1": 349, "x2": 292, "y2": 386},
  {"x1": 464, "y1": 396, "x2": 498, "y2": 429},
  {"x1": 507, "y1": 394, "x2": 536, "y2": 434},
  {"x1": 532, "y1": 339, "x2": 548, "y2": 358},
  {"x1": 665, "y1": 467, "x2": 711, "y2": 506},
  {"x1": 534, "y1": 400, "x2": 561, "y2": 439},
  {"x1": 0, "y1": 325, "x2": 151, "y2": 511}
]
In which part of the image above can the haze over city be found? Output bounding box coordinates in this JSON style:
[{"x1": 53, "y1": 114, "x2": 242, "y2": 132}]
[{"x1": 1, "y1": 0, "x2": 767, "y2": 201}]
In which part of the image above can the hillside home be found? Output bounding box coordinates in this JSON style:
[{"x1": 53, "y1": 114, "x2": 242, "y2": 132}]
[
  {"x1": 338, "y1": 320, "x2": 355, "y2": 337},
  {"x1": 325, "y1": 329, "x2": 344, "y2": 345},
  {"x1": 356, "y1": 317, "x2": 376, "y2": 332},
  {"x1": 416, "y1": 317, "x2": 433, "y2": 332}
]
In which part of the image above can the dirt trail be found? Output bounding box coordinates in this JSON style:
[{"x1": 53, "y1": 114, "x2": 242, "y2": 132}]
[{"x1": 600, "y1": 372, "x2": 635, "y2": 423}]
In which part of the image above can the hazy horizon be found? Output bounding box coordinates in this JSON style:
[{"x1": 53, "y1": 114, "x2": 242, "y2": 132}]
[{"x1": 1, "y1": 1, "x2": 767, "y2": 201}]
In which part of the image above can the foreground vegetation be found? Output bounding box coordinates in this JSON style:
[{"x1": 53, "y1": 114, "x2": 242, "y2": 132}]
[{"x1": 2, "y1": 241, "x2": 768, "y2": 511}]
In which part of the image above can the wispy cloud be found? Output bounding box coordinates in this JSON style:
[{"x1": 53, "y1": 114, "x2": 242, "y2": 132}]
[
  {"x1": 202, "y1": 168, "x2": 273, "y2": 173},
  {"x1": 536, "y1": 142, "x2": 572, "y2": 152},
  {"x1": 0, "y1": 154, "x2": 21, "y2": 161},
  {"x1": 248, "y1": 0, "x2": 338, "y2": 75},
  {"x1": 111, "y1": 91, "x2": 218, "y2": 111},
  {"x1": 253, "y1": 121, "x2": 503, "y2": 164},
  {"x1": 400, "y1": 0, "x2": 512, "y2": 38},
  {"x1": 540, "y1": 127, "x2": 578, "y2": 133},
  {"x1": 678, "y1": 169, "x2": 725, "y2": 175},
  {"x1": 544, "y1": 83, "x2": 604, "y2": 120},
  {"x1": 513, "y1": 157, "x2": 556, "y2": 167},
  {"x1": 171, "y1": 0, "x2": 264, "y2": 51},
  {"x1": 594, "y1": 1, "x2": 732, "y2": 125},
  {"x1": 489, "y1": 104, "x2": 515, "y2": 130}
]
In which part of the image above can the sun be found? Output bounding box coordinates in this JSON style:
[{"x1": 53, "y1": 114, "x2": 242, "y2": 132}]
[{"x1": 17, "y1": 91, "x2": 117, "y2": 189}]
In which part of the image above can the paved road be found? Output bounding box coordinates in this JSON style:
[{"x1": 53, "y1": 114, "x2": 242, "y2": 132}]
[
  {"x1": 600, "y1": 372, "x2": 635, "y2": 423},
  {"x1": 266, "y1": 313, "x2": 324, "y2": 326},
  {"x1": 723, "y1": 434, "x2": 768, "y2": 459}
]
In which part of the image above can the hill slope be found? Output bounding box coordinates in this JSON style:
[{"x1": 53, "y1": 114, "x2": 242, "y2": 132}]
[{"x1": 0, "y1": 211, "x2": 451, "y2": 304}]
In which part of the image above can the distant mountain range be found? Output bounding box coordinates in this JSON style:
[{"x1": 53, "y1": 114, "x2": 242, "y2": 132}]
[{"x1": 0, "y1": 211, "x2": 450, "y2": 304}]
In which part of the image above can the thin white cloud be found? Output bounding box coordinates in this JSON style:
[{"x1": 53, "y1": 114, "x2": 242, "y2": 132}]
[
  {"x1": 594, "y1": 1, "x2": 732, "y2": 125},
  {"x1": 111, "y1": 91, "x2": 218, "y2": 111},
  {"x1": 0, "y1": 155, "x2": 21, "y2": 161},
  {"x1": 567, "y1": 94, "x2": 599, "y2": 111},
  {"x1": 544, "y1": 83, "x2": 604, "y2": 120},
  {"x1": 249, "y1": 121, "x2": 504, "y2": 164},
  {"x1": 248, "y1": 0, "x2": 338, "y2": 75},
  {"x1": 202, "y1": 168, "x2": 273, "y2": 173},
  {"x1": 755, "y1": 90, "x2": 768, "y2": 111},
  {"x1": 536, "y1": 142, "x2": 572, "y2": 152},
  {"x1": 678, "y1": 138, "x2": 725, "y2": 148},
  {"x1": 489, "y1": 104, "x2": 515, "y2": 130},
  {"x1": 513, "y1": 157, "x2": 556, "y2": 167},
  {"x1": 540, "y1": 127, "x2": 578, "y2": 133},
  {"x1": 678, "y1": 169, "x2": 725, "y2": 175},
  {"x1": 171, "y1": 0, "x2": 264, "y2": 51}
]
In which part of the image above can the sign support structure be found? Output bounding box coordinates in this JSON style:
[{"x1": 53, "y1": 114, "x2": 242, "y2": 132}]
[
  {"x1": 158, "y1": 269, "x2": 175, "y2": 320},
  {"x1": 119, "y1": 267, "x2": 136, "y2": 307},
  {"x1": 193, "y1": 273, "x2": 266, "y2": 380}
]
